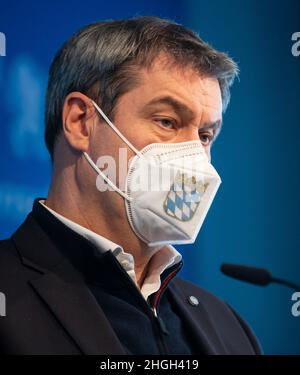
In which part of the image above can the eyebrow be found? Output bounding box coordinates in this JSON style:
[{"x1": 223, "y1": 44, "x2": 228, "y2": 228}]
[
  {"x1": 142, "y1": 96, "x2": 195, "y2": 120},
  {"x1": 200, "y1": 120, "x2": 222, "y2": 136},
  {"x1": 142, "y1": 95, "x2": 222, "y2": 134}
]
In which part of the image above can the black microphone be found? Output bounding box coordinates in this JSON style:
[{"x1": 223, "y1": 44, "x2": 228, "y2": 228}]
[{"x1": 220, "y1": 263, "x2": 300, "y2": 290}]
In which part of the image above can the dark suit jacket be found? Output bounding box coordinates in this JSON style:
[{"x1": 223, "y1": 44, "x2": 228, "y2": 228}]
[{"x1": 0, "y1": 211, "x2": 262, "y2": 355}]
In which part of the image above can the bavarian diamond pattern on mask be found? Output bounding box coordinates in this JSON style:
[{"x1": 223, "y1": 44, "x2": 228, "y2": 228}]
[{"x1": 164, "y1": 174, "x2": 204, "y2": 221}]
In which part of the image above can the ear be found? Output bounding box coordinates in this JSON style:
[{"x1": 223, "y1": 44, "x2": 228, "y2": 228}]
[{"x1": 62, "y1": 92, "x2": 95, "y2": 153}]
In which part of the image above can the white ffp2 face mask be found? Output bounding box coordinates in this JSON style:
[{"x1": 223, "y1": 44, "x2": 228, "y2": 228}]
[{"x1": 83, "y1": 100, "x2": 221, "y2": 247}]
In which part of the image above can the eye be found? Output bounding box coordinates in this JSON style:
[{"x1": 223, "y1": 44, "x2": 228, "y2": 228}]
[
  {"x1": 199, "y1": 132, "x2": 214, "y2": 146},
  {"x1": 154, "y1": 117, "x2": 176, "y2": 129}
]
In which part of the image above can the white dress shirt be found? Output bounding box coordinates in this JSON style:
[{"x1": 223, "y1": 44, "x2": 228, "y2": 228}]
[{"x1": 39, "y1": 201, "x2": 182, "y2": 301}]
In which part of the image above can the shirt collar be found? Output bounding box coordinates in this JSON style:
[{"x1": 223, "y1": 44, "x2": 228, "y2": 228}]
[{"x1": 39, "y1": 200, "x2": 182, "y2": 301}]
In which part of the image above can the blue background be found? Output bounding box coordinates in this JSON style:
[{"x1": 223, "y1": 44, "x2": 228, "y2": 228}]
[{"x1": 0, "y1": 0, "x2": 299, "y2": 354}]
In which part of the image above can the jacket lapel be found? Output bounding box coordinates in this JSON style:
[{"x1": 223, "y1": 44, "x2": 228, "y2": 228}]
[
  {"x1": 12, "y1": 213, "x2": 126, "y2": 355},
  {"x1": 29, "y1": 270, "x2": 126, "y2": 355}
]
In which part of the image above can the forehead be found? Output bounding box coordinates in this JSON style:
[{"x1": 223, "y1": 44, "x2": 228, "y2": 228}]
[{"x1": 129, "y1": 56, "x2": 223, "y2": 122}]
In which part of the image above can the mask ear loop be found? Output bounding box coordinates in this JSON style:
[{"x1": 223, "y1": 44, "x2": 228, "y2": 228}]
[
  {"x1": 83, "y1": 152, "x2": 132, "y2": 201},
  {"x1": 83, "y1": 100, "x2": 140, "y2": 202},
  {"x1": 91, "y1": 100, "x2": 143, "y2": 157}
]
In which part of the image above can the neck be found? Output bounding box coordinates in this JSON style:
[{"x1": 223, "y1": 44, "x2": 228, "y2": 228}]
[{"x1": 45, "y1": 166, "x2": 158, "y2": 288}]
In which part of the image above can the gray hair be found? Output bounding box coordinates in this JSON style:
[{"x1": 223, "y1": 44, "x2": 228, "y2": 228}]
[{"x1": 45, "y1": 16, "x2": 238, "y2": 159}]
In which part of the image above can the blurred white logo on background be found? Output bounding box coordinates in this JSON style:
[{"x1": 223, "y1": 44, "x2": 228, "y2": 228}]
[
  {"x1": 0, "y1": 32, "x2": 6, "y2": 57},
  {"x1": 291, "y1": 292, "x2": 300, "y2": 317},
  {"x1": 0, "y1": 292, "x2": 6, "y2": 317},
  {"x1": 291, "y1": 32, "x2": 300, "y2": 57},
  {"x1": 7, "y1": 55, "x2": 48, "y2": 160}
]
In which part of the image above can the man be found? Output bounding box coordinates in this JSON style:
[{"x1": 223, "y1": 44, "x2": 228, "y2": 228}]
[{"x1": 0, "y1": 17, "x2": 261, "y2": 355}]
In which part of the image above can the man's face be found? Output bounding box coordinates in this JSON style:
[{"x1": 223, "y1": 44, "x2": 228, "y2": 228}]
[
  {"x1": 91, "y1": 55, "x2": 222, "y2": 168},
  {"x1": 86, "y1": 55, "x2": 223, "y2": 225}
]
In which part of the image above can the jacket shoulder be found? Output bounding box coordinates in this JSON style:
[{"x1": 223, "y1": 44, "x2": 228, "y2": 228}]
[
  {"x1": 173, "y1": 276, "x2": 228, "y2": 305},
  {"x1": 0, "y1": 238, "x2": 22, "y2": 272},
  {"x1": 0, "y1": 237, "x2": 35, "y2": 293},
  {"x1": 172, "y1": 276, "x2": 235, "y2": 317},
  {"x1": 172, "y1": 276, "x2": 263, "y2": 354}
]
